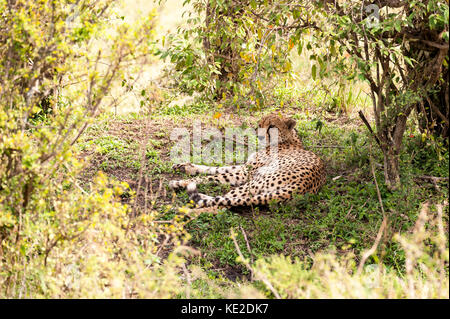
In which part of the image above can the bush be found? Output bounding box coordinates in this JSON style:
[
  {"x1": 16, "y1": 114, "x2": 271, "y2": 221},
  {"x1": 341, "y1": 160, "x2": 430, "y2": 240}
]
[
  {"x1": 0, "y1": 0, "x2": 191, "y2": 298},
  {"x1": 199, "y1": 202, "x2": 449, "y2": 299}
]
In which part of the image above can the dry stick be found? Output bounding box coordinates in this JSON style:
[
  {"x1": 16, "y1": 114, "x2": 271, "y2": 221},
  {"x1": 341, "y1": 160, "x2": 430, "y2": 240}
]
[
  {"x1": 357, "y1": 155, "x2": 388, "y2": 274},
  {"x1": 155, "y1": 234, "x2": 170, "y2": 259},
  {"x1": 231, "y1": 229, "x2": 281, "y2": 299},
  {"x1": 370, "y1": 157, "x2": 386, "y2": 217},
  {"x1": 416, "y1": 175, "x2": 449, "y2": 182},
  {"x1": 239, "y1": 225, "x2": 254, "y2": 264},
  {"x1": 158, "y1": 178, "x2": 163, "y2": 201},
  {"x1": 344, "y1": 204, "x2": 354, "y2": 219},
  {"x1": 357, "y1": 216, "x2": 387, "y2": 275},
  {"x1": 133, "y1": 132, "x2": 149, "y2": 217},
  {"x1": 415, "y1": 175, "x2": 448, "y2": 192},
  {"x1": 152, "y1": 220, "x2": 173, "y2": 224},
  {"x1": 149, "y1": 176, "x2": 155, "y2": 203},
  {"x1": 425, "y1": 93, "x2": 449, "y2": 126},
  {"x1": 358, "y1": 110, "x2": 381, "y2": 148},
  {"x1": 143, "y1": 176, "x2": 149, "y2": 212},
  {"x1": 182, "y1": 263, "x2": 192, "y2": 299}
]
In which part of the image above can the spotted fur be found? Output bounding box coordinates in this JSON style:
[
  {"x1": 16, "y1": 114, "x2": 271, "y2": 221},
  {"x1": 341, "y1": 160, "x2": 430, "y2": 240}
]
[{"x1": 169, "y1": 114, "x2": 326, "y2": 208}]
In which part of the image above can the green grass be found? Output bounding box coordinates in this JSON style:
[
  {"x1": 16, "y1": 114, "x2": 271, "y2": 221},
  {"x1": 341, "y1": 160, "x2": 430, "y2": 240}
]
[
  {"x1": 77, "y1": 96, "x2": 448, "y2": 286},
  {"x1": 159, "y1": 112, "x2": 448, "y2": 280}
]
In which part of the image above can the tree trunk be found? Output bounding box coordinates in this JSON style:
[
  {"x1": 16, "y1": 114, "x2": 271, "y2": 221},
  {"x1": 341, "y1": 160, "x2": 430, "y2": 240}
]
[
  {"x1": 383, "y1": 147, "x2": 401, "y2": 191},
  {"x1": 378, "y1": 111, "x2": 408, "y2": 191}
]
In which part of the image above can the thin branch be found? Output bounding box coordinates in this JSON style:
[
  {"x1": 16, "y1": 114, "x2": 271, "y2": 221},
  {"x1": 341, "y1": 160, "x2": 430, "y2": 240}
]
[
  {"x1": 231, "y1": 229, "x2": 281, "y2": 299},
  {"x1": 357, "y1": 152, "x2": 389, "y2": 274},
  {"x1": 415, "y1": 175, "x2": 448, "y2": 182},
  {"x1": 358, "y1": 110, "x2": 381, "y2": 147},
  {"x1": 239, "y1": 225, "x2": 254, "y2": 264},
  {"x1": 357, "y1": 216, "x2": 387, "y2": 274}
]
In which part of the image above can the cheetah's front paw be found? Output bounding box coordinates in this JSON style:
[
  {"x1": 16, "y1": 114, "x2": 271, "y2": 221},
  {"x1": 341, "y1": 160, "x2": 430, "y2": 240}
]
[
  {"x1": 169, "y1": 180, "x2": 187, "y2": 189},
  {"x1": 172, "y1": 163, "x2": 197, "y2": 175},
  {"x1": 185, "y1": 182, "x2": 202, "y2": 204}
]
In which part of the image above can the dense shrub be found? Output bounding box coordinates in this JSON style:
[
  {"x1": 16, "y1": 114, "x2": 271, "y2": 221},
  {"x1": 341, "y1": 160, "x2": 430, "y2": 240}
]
[{"x1": 0, "y1": 0, "x2": 190, "y2": 298}]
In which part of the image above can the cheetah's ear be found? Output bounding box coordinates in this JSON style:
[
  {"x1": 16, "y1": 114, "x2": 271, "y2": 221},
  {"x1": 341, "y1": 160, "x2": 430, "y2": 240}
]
[{"x1": 285, "y1": 118, "x2": 296, "y2": 130}]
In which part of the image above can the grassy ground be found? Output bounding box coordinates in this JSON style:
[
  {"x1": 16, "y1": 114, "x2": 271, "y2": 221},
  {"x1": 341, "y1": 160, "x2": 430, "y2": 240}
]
[
  {"x1": 72, "y1": 0, "x2": 448, "y2": 292},
  {"x1": 76, "y1": 89, "x2": 449, "y2": 284}
]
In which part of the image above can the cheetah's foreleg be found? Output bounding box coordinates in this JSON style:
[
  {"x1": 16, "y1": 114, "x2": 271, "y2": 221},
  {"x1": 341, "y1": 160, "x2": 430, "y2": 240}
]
[
  {"x1": 169, "y1": 170, "x2": 248, "y2": 190},
  {"x1": 172, "y1": 163, "x2": 245, "y2": 176},
  {"x1": 191, "y1": 185, "x2": 298, "y2": 208}
]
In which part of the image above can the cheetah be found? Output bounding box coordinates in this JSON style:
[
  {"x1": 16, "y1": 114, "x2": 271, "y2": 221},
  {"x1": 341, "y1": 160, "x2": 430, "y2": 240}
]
[{"x1": 169, "y1": 113, "x2": 326, "y2": 208}]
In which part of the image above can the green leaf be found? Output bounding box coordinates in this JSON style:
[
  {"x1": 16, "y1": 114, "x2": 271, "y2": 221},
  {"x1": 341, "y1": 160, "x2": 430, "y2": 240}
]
[
  {"x1": 394, "y1": 20, "x2": 402, "y2": 32},
  {"x1": 297, "y1": 41, "x2": 303, "y2": 55},
  {"x1": 311, "y1": 64, "x2": 317, "y2": 81},
  {"x1": 404, "y1": 56, "x2": 414, "y2": 67}
]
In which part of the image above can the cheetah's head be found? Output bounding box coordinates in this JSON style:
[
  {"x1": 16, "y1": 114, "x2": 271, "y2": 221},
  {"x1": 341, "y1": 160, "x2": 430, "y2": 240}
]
[{"x1": 257, "y1": 114, "x2": 303, "y2": 147}]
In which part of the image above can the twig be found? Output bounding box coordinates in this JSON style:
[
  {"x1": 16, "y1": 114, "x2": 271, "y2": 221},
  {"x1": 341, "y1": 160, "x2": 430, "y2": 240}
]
[
  {"x1": 182, "y1": 263, "x2": 191, "y2": 299},
  {"x1": 425, "y1": 93, "x2": 449, "y2": 126},
  {"x1": 358, "y1": 110, "x2": 381, "y2": 147},
  {"x1": 344, "y1": 204, "x2": 354, "y2": 219},
  {"x1": 239, "y1": 225, "x2": 254, "y2": 264},
  {"x1": 143, "y1": 176, "x2": 149, "y2": 212},
  {"x1": 357, "y1": 155, "x2": 388, "y2": 274},
  {"x1": 155, "y1": 234, "x2": 170, "y2": 259},
  {"x1": 75, "y1": 181, "x2": 88, "y2": 194},
  {"x1": 415, "y1": 175, "x2": 448, "y2": 182},
  {"x1": 357, "y1": 216, "x2": 388, "y2": 274},
  {"x1": 231, "y1": 229, "x2": 281, "y2": 299},
  {"x1": 370, "y1": 157, "x2": 386, "y2": 217},
  {"x1": 415, "y1": 175, "x2": 448, "y2": 192}
]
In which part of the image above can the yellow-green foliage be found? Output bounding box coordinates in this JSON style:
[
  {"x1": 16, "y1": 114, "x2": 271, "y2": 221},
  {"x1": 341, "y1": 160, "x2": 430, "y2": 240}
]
[
  {"x1": 0, "y1": 0, "x2": 448, "y2": 299},
  {"x1": 167, "y1": 202, "x2": 448, "y2": 299},
  {"x1": 226, "y1": 202, "x2": 449, "y2": 299},
  {"x1": 1, "y1": 172, "x2": 192, "y2": 298},
  {"x1": 0, "y1": 0, "x2": 191, "y2": 298}
]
